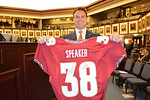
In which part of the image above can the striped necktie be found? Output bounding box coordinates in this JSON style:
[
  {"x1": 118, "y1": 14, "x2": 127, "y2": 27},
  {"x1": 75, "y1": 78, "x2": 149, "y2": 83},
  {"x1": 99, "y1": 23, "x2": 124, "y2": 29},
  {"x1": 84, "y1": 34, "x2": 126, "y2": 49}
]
[{"x1": 78, "y1": 31, "x2": 83, "y2": 40}]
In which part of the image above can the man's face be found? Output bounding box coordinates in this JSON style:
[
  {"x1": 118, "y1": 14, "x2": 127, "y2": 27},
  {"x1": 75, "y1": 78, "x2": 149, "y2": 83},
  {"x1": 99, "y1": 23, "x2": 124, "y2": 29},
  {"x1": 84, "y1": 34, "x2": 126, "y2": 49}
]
[{"x1": 73, "y1": 10, "x2": 87, "y2": 30}]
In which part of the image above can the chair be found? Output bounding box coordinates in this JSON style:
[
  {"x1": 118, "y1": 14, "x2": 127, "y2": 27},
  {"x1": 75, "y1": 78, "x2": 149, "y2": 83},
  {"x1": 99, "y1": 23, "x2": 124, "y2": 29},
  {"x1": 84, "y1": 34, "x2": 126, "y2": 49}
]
[
  {"x1": 118, "y1": 61, "x2": 142, "y2": 87},
  {"x1": 125, "y1": 63, "x2": 150, "y2": 100},
  {"x1": 145, "y1": 86, "x2": 150, "y2": 100},
  {"x1": 112, "y1": 59, "x2": 133, "y2": 83}
]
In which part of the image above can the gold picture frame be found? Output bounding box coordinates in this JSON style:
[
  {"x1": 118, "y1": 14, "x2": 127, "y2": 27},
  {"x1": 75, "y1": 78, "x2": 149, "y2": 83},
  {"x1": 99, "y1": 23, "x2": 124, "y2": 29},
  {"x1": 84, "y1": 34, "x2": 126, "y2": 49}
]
[
  {"x1": 0, "y1": 29, "x2": 3, "y2": 33},
  {"x1": 42, "y1": 30, "x2": 47, "y2": 36},
  {"x1": 68, "y1": 29, "x2": 74, "y2": 34},
  {"x1": 13, "y1": 30, "x2": 20, "y2": 36},
  {"x1": 48, "y1": 30, "x2": 53, "y2": 37},
  {"x1": 94, "y1": 27, "x2": 98, "y2": 33},
  {"x1": 142, "y1": 16, "x2": 146, "y2": 31},
  {"x1": 112, "y1": 24, "x2": 119, "y2": 34},
  {"x1": 21, "y1": 30, "x2": 27, "y2": 37},
  {"x1": 146, "y1": 12, "x2": 150, "y2": 30},
  {"x1": 146, "y1": 16, "x2": 150, "y2": 27},
  {"x1": 4, "y1": 29, "x2": 12, "y2": 34},
  {"x1": 139, "y1": 19, "x2": 142, "y2": 33},
  {"x1": 89, "y1": 28, "x2": 93, "y2": 32},
  {"x1": 61, "y1": 29, "x2": 67, "y2": 36},
  {"x1": 99, "y1": 26, "x2": 104, "y2": 35},
  {"x1": 28, "y1": 30, "x2": 34, "y2": 38},
  {"x1": 120, "y1": 22, "x2": 128, "y2": 34},
  {"x1": 105, "y1": 25, "x2": 111, "y2": 35},
  {"x1": 54, "y1": 30, "x2": 60, "y2": 37},
  {"x1": 129, "y1": 20, "x2": 138, "y2": 33},
  {"x1": 35, "y1": 30, "x2": 41, "y2": 37}
]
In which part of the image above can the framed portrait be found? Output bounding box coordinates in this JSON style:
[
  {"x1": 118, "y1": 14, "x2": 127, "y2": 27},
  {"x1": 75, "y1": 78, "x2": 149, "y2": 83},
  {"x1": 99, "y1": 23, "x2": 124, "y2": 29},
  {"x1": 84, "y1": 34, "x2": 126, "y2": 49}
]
[
  {"x1": 28, "y1": 30, "x2": 34, "y2": 38},
  {"x1": 42, "y1": 30, "x2": 47, "y2": 36},
  {"x1": 0, "y1": 29, "x2": 3, "y2": 33},
  {"x1": 94, "y1": 27, "x2": 98, "y2": 33},
  {"x1": 105, "y1": 25, "x2": 111, "y2": 35},
  {"x1": 146, "y1": 16, "x2": 150, "y2": 27},
  {"x1": 146, "y1": 12, "x2": 150, "y2": 30},
  {"x1": 138, "y1": 19, "x2": 142, "y2": 33},
  {"x1": 68, "y1": 29, "x2": 74, "y2": 34},
  {"x1": 61, "y1": 29, "x2": 67, "y2": 36},
  {"x1": 4, "y1": 29, "x2": 12, "y2": 34},
  {"x1": 120, "y1": 22, "x2": 128, "y2": 34},
  {"x1": 13, "y1": 30, "x2": 20, "y2": 36},
  {"x1": 21, "y1": 30, "x2": 27, "y2": 37},
  {"x1": 112, "y1": 24, "x2": 119, "y2": 34},
  {"x1": 35, "y1": 30, "x2": 41, "y2": 37},
  {"x1": 99, "y1": 26, "x2": 104, "y2": 35},
  {"x1": 48, "y1": 30, "x2": 54, "y2": 37},
  {"x1": 54, "y1": 30, "x2": 60, "y2": 37},
  {"x1": 88, "y1": 28, "x2": 93, "y2": 32},
  {"x1": 142, "y1": 16, "x2": 146, "y2": 31},
  {"x1": 129, "y1": 20, "x2": 138, "y2": 33}
]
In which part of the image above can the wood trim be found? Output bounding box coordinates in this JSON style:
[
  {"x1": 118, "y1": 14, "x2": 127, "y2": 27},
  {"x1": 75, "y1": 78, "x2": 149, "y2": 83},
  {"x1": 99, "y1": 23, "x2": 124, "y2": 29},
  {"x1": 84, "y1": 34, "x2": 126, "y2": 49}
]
[
  {"x1": 0, "y1": 68, "x2": 21, "y2": 100},
  {"x1": 0, "y1": 68, "x2": 20, "y2": 76},
  {"x1": 0, "y1": 49, "x2": 4, "y2": 65},
  {"x1": 86, "y1": 0, "x2": 113, "y2": 10}
]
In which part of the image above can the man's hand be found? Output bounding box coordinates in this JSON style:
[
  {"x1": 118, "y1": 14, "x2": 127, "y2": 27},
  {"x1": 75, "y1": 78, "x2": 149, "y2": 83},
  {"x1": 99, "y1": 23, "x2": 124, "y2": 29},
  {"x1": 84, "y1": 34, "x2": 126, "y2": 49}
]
[
  {"x1": 38, "y1": 35, "x2": 50, "y2": 44},
  {"x1": 110, "y1": 33, "x2": 123, "y2": 43}
]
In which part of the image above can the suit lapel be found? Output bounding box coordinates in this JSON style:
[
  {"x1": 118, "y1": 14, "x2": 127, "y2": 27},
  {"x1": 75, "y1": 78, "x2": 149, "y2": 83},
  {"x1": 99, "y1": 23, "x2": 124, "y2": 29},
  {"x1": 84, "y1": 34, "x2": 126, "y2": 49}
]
[
  {"x1": 85, "y1": 30, "x2": 91, "y2": 39},
  {"x1": 71, "y1": 31, "x2": 77, "y2": 40}
]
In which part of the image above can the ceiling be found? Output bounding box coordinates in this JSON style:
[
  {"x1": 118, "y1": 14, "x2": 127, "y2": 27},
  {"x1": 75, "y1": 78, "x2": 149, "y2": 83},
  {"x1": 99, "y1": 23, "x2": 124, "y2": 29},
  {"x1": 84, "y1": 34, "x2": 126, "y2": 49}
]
[
  {"x1": 122, "y1": 0, "x2": 150, "y2": 14},
  {"x1": 0, "y1": 0, "x2": 98, "y2": 10},
  {"x1": 0, "y1": 0, "x2": 142, "y2": 19}
]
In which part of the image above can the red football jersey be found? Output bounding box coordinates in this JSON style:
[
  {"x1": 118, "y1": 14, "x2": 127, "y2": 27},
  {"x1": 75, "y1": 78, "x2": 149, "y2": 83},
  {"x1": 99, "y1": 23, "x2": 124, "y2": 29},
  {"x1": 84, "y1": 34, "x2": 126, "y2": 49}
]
[{"x1": 34, "y1": 36, "x2": 126, "y2": 100}]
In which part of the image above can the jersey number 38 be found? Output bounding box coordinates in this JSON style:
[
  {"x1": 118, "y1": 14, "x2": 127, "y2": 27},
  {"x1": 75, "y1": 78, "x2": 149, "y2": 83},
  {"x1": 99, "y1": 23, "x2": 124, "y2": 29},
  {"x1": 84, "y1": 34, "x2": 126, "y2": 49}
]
[{"x1": 60, "y1": 61, "x2": 98, "y2": 97}]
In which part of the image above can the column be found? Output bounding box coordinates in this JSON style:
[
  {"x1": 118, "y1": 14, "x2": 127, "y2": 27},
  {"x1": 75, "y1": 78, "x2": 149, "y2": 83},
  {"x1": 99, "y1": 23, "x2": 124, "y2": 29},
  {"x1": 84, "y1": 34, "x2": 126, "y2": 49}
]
[{"x1": 38, "y1": 19, "x2": 42, "y2": 29}]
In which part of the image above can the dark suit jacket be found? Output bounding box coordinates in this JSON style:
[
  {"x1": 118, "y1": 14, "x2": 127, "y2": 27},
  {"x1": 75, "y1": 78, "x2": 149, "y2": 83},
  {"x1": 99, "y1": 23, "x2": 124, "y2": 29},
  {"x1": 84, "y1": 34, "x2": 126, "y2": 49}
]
[
  {"x1": 125, "y1": 42, "x2": 134, "y2": 56},
  {"x1": 62, "y1": 30, "x2": 100, "y2": 40}
]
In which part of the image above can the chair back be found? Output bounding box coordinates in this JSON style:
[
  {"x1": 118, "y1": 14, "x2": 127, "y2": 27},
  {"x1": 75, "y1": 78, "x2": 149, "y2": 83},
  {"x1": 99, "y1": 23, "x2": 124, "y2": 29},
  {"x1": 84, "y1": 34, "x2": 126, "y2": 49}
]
[
  {"x1": 124, "y1": 59, "x2": 133, "y2": 72},
  {"x1": 132, "y1": 61, "x2": 142, "y2": 76},
  {"x1": 141, "y1": 64, "x2": 150, "y2": 80}
]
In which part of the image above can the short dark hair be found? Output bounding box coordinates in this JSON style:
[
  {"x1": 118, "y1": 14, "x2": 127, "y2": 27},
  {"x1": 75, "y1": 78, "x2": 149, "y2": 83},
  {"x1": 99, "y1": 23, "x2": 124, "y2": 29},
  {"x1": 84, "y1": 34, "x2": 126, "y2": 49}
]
[{"x1": 73, "y1": 7, "x2": 87, "y2": 17}]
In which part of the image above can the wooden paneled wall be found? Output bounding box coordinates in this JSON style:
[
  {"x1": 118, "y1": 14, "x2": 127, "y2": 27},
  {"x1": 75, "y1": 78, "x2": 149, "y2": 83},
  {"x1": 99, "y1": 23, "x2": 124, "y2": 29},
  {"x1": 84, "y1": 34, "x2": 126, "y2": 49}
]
[{"x1": 0, "y1": 43, "x2": 55, "y2": 100}]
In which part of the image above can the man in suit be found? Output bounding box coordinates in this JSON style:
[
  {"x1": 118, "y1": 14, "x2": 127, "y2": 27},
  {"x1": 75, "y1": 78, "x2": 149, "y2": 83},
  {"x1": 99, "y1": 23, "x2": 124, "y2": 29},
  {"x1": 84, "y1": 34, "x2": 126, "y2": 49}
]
[
  {"x1": 125, "y1": 38, "x2": 134, "y2": 57},
  {"x1": 141, "y1": 47, "x2": 150, "y2": 62},
  {"x1": 39, "y1": 7, "x2": 122, "y2": 43}
]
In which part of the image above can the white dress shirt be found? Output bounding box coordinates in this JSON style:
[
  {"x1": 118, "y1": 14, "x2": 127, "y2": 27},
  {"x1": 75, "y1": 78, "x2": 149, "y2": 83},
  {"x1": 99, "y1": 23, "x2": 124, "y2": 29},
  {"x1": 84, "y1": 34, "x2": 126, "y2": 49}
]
[{"x1": 75, "y1": 28, "x2": 86, "y2": 40}]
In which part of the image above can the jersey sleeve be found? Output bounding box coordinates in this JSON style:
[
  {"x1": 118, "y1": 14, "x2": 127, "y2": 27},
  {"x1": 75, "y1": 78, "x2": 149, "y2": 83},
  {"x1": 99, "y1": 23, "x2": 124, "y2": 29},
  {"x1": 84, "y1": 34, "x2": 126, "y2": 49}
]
[{"x1": 34, "y1": 43, "x2": 49, "y2": 75}]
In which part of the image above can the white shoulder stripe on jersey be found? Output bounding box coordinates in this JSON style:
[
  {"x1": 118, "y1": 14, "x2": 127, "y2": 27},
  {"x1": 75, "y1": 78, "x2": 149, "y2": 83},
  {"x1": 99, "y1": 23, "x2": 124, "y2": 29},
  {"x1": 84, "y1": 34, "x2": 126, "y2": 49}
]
[
  {"x1": 65, "y1": 39, "x2": 87, "y2": 44},
  {"x1": 34, "y1": 59, "x2": 44, "y2": 70},
  {"x1": 116, "y1": 53, "x2": 126, "y2": 68}
]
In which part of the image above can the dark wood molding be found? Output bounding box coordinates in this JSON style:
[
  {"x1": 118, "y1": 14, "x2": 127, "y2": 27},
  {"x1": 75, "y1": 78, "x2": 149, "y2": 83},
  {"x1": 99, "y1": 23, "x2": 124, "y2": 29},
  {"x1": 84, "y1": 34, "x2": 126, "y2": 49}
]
[
  {"x1": 0, "y1": 68, "x2": 21, "y2": 100},
  {"x1": 23, "y1": 52, "x2": 55, "y2": 100}
]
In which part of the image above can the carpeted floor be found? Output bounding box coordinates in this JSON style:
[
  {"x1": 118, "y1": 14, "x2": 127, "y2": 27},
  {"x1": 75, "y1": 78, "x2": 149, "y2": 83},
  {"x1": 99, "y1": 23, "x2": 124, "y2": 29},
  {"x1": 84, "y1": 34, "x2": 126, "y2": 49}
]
[{"x1": 105, "y1": 75, "x2": 150, "y2": 100}]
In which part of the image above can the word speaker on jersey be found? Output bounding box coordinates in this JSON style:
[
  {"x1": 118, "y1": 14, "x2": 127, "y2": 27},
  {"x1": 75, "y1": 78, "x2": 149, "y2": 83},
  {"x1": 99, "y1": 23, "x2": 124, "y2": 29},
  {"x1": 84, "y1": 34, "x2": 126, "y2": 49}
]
[{"x1": 65, "y1": 49, "x2": 88, "y2": 58}]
